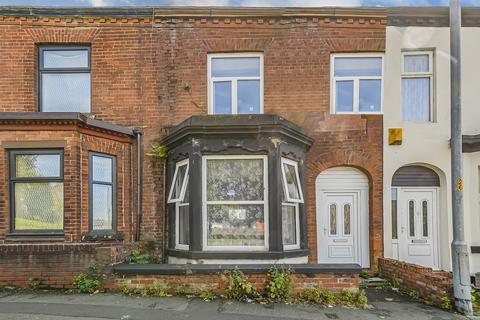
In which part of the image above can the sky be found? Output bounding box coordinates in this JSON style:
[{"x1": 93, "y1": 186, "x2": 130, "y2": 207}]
[{"x1": 1, "y1": 0, "x2": 479, "y2": 7}]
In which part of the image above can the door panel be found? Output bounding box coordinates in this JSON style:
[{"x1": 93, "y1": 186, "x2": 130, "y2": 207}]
[
  {"x1": 398, "y1": 188, "x2": 437, "y2": 268},
  {"x1": 319, "y1": 194, "x2": 356, "y2": 264}
]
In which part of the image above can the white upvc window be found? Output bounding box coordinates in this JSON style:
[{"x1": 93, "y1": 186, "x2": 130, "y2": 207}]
[
  {"x1": 202, "y1": 155, "x2": 268, "y2": 251},
  {"x1": 401, "y1": 51, "x2": 434, "y2": 122},
  {"x1": 168, "y1": 159, "x2": 190, "y2": 250},
  {"x1": 331, "y1": 53, "x2": 384, "y2": 114},
  {"x1": 208, "y1": 53, "x2": 264, "y2": 115},
  {"x1": 281, "y1": 158, "x2": 303, "y2": 250}
]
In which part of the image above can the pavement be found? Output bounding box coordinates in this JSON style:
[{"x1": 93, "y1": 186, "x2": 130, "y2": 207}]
[{"x1": 0, "y1": 288, "x2": 467, "y2": 320}]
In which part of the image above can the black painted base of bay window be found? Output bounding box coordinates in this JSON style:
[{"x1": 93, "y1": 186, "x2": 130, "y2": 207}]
[{"x1": 160, "y1": 115, "x2": 313, "y2": 263}]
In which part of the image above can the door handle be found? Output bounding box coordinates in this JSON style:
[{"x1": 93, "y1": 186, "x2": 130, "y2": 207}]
[
  {"x1": 323, "y1": 226, "x2": 327, "y2": 235},
  {"x1": 401, "y1": 226, "x2": 405, "y2": 234}
]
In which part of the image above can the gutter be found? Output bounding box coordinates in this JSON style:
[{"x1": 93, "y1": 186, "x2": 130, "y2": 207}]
[{"x1": 133, "y1": 128, "x2": 143, "y2": 241}]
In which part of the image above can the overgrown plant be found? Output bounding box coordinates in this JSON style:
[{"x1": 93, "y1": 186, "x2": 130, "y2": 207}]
[
  {"x1": 121, "y1": 282, "x2": 169, "y2": 297},
  {"x1": 298, "y1": 287, "x2": 369, "y2": 308},
  {"x1": 200, "y1": 290, "x2": 217, "y2": 302},
  {"x1": 265, "y1": 267, "x2": 293, "y2": 302},
  {"x1": 224, "y1": 268, "x2": 259, "y2": 301},
  {"x1": 27, "y1": 277, "x2": 43, "y2": 290},
  {"x1": 125, "y1": 248, "x2": 155, "y2": 264},
  {"x1": 146, "y1": 143, "x2": 169, "y2": 159},
  {"x1": 440, "y1": 296, "x2": 453, "y2": 311},
  {"x1": 73, "y1": 267, "x2": 102, "y2": 294}
]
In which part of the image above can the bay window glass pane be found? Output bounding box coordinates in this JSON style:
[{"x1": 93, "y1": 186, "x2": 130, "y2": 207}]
[
  {"x1": 43, "y1": 50, "x2": 89, "y2": 69},
  {"x1": 207, "y1": 204, "x2": 264, "y2": 246},
  {"x1": 211, "y1": 57, "x2": 260, "y2": 77},
  {"x1": 169, "y1": 163, "x2": 188, "y2": 201},
  {"x1": 282, "y1": 205, "x2": 296, "y2": 246},
  {"x1": 14, "y1": 182, "x2": 63, "y2": 230},
  {"x1": 282, "y1": 162, "x2": 301, "y2": 201},
  {"x1": 335, "y1": 80, "x2": 354, "y2": 112},
  {"x1": 334, "y1": 57, "x2": 382, "y2": 77},
  {"x1": 41, "y1": 73, "x2": 91, "y2": 112},
  {"x1": 213, "y1": 81, "x2": 232, "y2": 114},
  {"x1": 15, "y1": 154, "x2": 61, "y2": 178},
  {"x1": 178, "y1": 205, "x2": 190, "y2": 245},
  {"x1": 404, "y1": 54, "x2": 429, "y2": 73},
  {"x1": 92, "y1": 156, "x2": 112, "y2": 183},
  {"x1": 359, "y1": 79, "x2": 381, "y2": 112},
  {"x1": 206, "y1": 159, "x2": 264, "y2": 201},
  {"x1": 92, "y1": 184, "x2": 113, "y2": 230},
  {"x1": 402, "y1": 78, "x2": 430, "y2": 122},
  {"x1": 237, "y1": 80, "x2": 260, "y2": 114}
]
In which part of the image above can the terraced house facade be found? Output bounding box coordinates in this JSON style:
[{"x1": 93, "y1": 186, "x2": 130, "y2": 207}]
[{"x1": 2, "y1": 5, "x2": 478, "y2": 295}]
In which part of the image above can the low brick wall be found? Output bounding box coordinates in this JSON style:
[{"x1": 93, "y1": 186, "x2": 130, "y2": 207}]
[
  {"x1": 378, "y1": 258, "x2": 453, "y2": 305},
  {"x1": 115, "y1": 272, "x2": 360, "y2": 295},
  {"x1": 0, "y1": 243, "x2": 133, "y2": 289}
]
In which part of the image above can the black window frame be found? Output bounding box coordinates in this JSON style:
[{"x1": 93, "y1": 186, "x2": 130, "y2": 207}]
[
  {"x1": 38, "y1": 45, "x2": 92, "y2": 113},
  {"x1": 9, "y1": 149, "x2": 65, "y2": 235},
  {"x1": 88, "y1": 152, "x2": 117, "y2": 235}
]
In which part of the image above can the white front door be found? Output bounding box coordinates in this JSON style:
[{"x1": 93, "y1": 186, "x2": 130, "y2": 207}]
[
  {"x1": 318, "y1": 193, "x2": 357, "y2": 264},
  {"x1": 398, "y1": 188, "x2": 438, "y2": 269}
]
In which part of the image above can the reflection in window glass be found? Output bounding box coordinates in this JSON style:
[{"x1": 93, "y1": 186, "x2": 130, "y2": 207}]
[
  {"x1": 237, "y1": 80, "x2": 260, "y2": 114},
  {"x1": 168, "y1": 162, "x2": 188, "y2": 203},
  {"x1": 43, "y1": 50, "x2": 89, "y2": 69},
  {"x1": 330, "y1": 204, "x2": 337, "y2": 235},
  {"x1": 336, "y1": 80, "x2": 354, "y2": 112},
  {"x1": 344, "y1": 203, "x2": 351, "y2": 235},
  {"x1": 213, "y1": 81, "x2": 232, "y2": 115},
  {"x1": 334, "y1": 57, "x2": 382, "y2": 77},
  {"x1": 409, "y1": 200, "x2": 415, "y2": 237},
  {"x1": 422, "y1": 200, "x2": 428, "y2": 237},
  {"x1": 211, "y1": 57, "x2": 260, "y2": 77},
  {"x1": 92, "y1": 184, "x2": 113, "y2": 230},
  {"x1": 207, "y1": 159, "x2": 263, "y2": 201},
  {"x1": 282, "y1": 162, "x2": 301, "y2": 201},
  {"x1": 15, "y1": 154, "x2": 61, "y2": 178},
  {"x1": 359, "y1": 79, "x2": 382, "y2": 113},
  {"x1": 178, "y1": 205, "x2": 189, "y2": 246}
]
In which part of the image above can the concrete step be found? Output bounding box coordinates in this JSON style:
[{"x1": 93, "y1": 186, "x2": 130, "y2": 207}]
[{"x1": 361, "y1": 277, "x2": 388, "y2": 288}]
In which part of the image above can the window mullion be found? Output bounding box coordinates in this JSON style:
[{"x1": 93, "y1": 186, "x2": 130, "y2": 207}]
[
  {"x1": 354, "y1": 78, "x2": 360, "y2": 113},
  {"x1": 232, "y1": 79, "x2": 237, "y2": 114}
]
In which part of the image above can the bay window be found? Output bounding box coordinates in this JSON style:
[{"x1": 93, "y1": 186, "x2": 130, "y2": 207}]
[
  {"x1": 331, "y1": 54, "x2": 384, "y2": 114},
  {"x1": 208, "y1": 53, "x2": 263, "y2": 115},
  {"x1": 203, "y1": 156, "x2": 268, "y2": 250},
  {"x1": 9, "y1": 150, "x2": 64, "y2": 233},
  {"x1": 401, "y1": 51, "x2": 434, "y2": 122}
]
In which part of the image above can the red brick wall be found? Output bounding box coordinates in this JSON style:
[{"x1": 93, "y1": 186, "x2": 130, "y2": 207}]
[
  {"x1": 0, "y1": 12, "x2": 385, "y2": 267},
  {"x1": 0, "y1": 243, "x2": 133, "y2": 289},
  {"x1": 378, "y1": 258, "x2": 453, "y2": 305},
  {"x1": 115, "y1": 272, "x2": 360, "y2": 294}
]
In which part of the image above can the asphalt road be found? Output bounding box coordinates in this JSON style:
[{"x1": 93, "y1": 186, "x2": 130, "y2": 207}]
[{"x1": 0, "y1": 288, "x2": 467, "y2": 320}]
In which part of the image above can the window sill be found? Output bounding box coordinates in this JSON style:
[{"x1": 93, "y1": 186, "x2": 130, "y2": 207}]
[
  {"x1": 167, "y1": 248, "x2": 309, "y2": 260},
  {"x1": 6, "y1": 233, "x2": 65, "y2": 242},
  {"x1": 81, "y1": 232, "x2": 124, "y2": 242}
]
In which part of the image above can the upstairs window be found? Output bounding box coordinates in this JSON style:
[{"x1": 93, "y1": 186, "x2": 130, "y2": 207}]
[
  {"x1": 39, "y1": 46, "x2": 91, "y2": 113},
  {"x1": 402, "y1": 51, "x2": 434, "y2": 122},
  {"x1": 9, "y1": 150, "x2": 64, "y2": 233},
  {"x1": 208, "y1": 53, "x2": 263, "y2": 115},
  {"x1": 331, "y1": 54, "x2": 383, "y2": 114}
]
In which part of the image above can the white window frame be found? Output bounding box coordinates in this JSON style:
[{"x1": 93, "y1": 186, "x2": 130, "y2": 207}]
[
  {"x1": 207, "y1": 52, "x2": 264, "y2": 115},
  {"x1": 281, "y1": 157, "x2": 304, "y2": 203},
  {"x1": 202, "y1": 154, "x2": 269, "y2": 251},
  {"x1": 175, "y1": 184, "x2": 190, "y2": 250},
  {"x1": 282, "y1": 202, "x2": 300, "y2": 250},
  {"x1": 330, "y1": 53, "x2": 384, "y2": 115},
  {"x1": 167, "y1": 159, "x2": 189, "y2": 204},
  {"x1": 401, "y1": 50, "x2": 434, "y2": 123}
]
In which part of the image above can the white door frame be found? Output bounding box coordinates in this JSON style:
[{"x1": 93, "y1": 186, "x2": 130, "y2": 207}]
[
  {"x1": 316, "y1": 167, "x2": 370, "y2": 267},
  {"x1": 397, "y1": 187, "x2": 440, "y2": 270}
]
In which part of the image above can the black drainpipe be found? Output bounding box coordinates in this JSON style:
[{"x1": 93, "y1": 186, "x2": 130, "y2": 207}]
[{"x1": 133, "y1": 128, "x2": 143, "y2": 241}]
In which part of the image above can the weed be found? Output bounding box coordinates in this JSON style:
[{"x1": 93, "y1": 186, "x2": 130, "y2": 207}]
[
  {"x1": 73, "y1": 273, "x2": 101, "y2": 294},
  {"x1": 200, "y1": 290, "x2": 217, "y2": 302},
  {"x1": 408, "y1": 290, "x2": 419, "y2": 300},
  {"x1": 224, "y1": 268, "x2": 259, "y2": 301},
  {"x1": 359, "y1": 270, "x2": 371, "y2": 279},
  {"x1": 121, "y1": 282, "x2": 168, "y2": 297},
  {"x1": 265, "y1": 267, "x2": 293, "y2": 302},
  {"x1": 146, "y1": 143, "x2": 168, "y2": 158},
  {"x1": 440, "y1": 296, "x2": 453, "y2": 311},
  {"x1": 125, "y1": 248, "x2": 154, "y2": 264},
  {"x1": 27, "y1": 277, "x2": 43, "y2": 290},
  {"x1": 298, "y1": 287, "x2": 368, "y2": 308}
]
